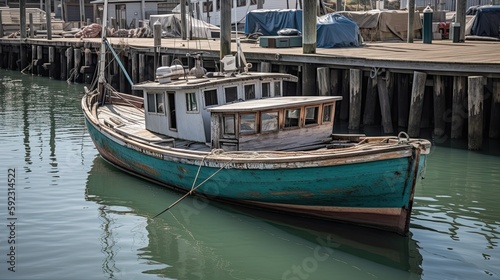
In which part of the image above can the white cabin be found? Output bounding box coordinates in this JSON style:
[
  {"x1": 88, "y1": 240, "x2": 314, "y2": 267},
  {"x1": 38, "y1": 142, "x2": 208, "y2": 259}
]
[{"x1": 132, "y1": 71, "x2": 298, "y2": 146}]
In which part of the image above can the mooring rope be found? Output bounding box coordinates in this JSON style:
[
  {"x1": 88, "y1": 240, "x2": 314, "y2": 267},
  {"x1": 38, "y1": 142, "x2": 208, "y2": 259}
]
[{"x1": 152, "y1": 152, "x2": 233, "y2": 219}]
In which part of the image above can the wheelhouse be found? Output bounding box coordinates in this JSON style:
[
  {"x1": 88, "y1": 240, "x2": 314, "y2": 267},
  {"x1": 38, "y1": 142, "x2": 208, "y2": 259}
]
[{"x1": 208, "y1": 96, "x2": 342, "y2": 151}]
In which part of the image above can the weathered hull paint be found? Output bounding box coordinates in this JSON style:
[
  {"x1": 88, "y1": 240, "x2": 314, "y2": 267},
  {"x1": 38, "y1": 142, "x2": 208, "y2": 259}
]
[{"x1": 83, "y1": 113, "x2": 428, "y2": 235}]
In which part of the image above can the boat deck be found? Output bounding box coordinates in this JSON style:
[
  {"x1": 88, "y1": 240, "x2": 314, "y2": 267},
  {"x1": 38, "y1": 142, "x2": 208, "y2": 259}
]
[{"x1": 97, "y1": 104, "x2": 212, "y2": 151}]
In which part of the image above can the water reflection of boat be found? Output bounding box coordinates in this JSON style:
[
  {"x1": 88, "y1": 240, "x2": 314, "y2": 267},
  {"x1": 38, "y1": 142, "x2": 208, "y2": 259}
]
[{"x1": 86, "y1": 156, "x2": 423, "y2": 278}]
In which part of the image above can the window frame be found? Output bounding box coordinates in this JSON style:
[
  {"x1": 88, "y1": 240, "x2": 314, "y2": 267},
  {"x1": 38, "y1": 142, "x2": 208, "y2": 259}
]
[
  {"x1": 224, "y1": 86, "x2": 238, "y2": 103},
  {"x1": 239, "y1": 113, "x2": 257, "y2": 134},
  {"x1": 203, "y1": 88, "x2": 218, "y2": 107},
  {"x1": 260, "y1": 111, "x2": 279, "y2": 133},
  {"x1": 284, "y1": 108, "x2": 301, "y2": 129},
  {"x1": 322, "y1": 104, "x2": 334, "y2": 123},
  {"x1": 304, "y1": 106, "x2": 319, "y2": 126},
  {"x1": 146, "y1": 92, "x2": 165, "y2": 115},
  {"x1": 244, "y1": 83, "x2": 256, "y2": 100},
  {"x1": 185, "y1": 92, "x2": 198, "y2": 113}
]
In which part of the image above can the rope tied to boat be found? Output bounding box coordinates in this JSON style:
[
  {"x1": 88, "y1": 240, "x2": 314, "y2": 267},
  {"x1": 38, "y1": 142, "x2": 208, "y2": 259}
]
[{"x1": 151, "y1": 152, "x2": 233, "y2": 219}]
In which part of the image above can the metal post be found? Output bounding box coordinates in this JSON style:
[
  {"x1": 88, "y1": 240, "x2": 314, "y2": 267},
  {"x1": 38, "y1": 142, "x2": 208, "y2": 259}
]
[{"x1": 423, "y1": 5, "x2": 433, "y2": 44}]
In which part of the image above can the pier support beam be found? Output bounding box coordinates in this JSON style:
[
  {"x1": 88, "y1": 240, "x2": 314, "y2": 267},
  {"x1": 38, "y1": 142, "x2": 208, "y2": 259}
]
[
  {"x1": 408, "y1": 71, "x2": 426, "y2": 137},
  {"x1": 452, "y1": 76, "x2": 467, "y2": 139},
  {"x1": 60, "y1": 47, "x2": 67, "y2": 80},
  {"x1": 397, "y1": 74, "x2": 410, "y2": 128},
  {"x1": 468, "y1": 76, "x2": 485, "y2": 150},
  {"x1": 260, "y1": 62, "x2": 271, "y2": 72},
  {"x1": 378, "y1": 70, "x2": 393, "y2": 134},
  {"x1": 349, "y1": 69, "x2": 362, "y2": 131},
  {"x1": 433, "y1": 75, "x2": 446, "y2": 136},
  {"x1": 66, "y1": 47, "x2": 73, "y2": 81},
  {"x1": 139, "y1": 54, "x2": 145, "y2": 83},
  {"x1": 48, "y1": 47, "x2": 55, "y2": 79},
  {"x1": 74, "y1": 48, "x2": 82, "y2": 83},
  {"x1": 317, "y1": 67, "x2": 330, "y2": 96},
  {"x1": 340, "y1": 70, "x2": 349, "y2": 122},
  {"x1": 490, "y1": 80, "x2": 500, "y2": 138},
  {"x1": 363, "y1": 75, "x2": 377, "y2": 126},
  {"x1": 161, "y1": 55, "x2": 170, "y2": 67},
  {"x1": 37, "y1": 46, "x2": 43, "y2": 76},
  {"x1": 302, "y1": 63, "x2": 317, "y2": 96}
]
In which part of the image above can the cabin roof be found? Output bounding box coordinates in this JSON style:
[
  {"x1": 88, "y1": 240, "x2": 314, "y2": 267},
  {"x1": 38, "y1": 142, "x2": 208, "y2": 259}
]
[
  {"x1": 208, "y1": 96, "x2": 342, "y2": 113},
  {"x1": 132, "y1": 72, "x2": 298, "y2": 91}
]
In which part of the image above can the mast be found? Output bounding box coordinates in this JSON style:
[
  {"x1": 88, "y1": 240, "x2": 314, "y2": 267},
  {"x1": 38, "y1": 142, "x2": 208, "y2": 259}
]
[{"x1": 98, "y1": 0, "x2": 109, "y2": 94}]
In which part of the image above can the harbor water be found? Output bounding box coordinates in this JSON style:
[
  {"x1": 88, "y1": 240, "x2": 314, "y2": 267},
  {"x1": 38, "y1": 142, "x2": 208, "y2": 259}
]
[{"x1": 0, "y1": 70, "x2": 499, "y2": 279}]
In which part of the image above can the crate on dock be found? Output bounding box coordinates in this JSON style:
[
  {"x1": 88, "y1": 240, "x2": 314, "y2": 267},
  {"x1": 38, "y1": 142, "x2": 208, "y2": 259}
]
[{"x1": 259, "y1": 36, "x2": 302, "y2": 48}]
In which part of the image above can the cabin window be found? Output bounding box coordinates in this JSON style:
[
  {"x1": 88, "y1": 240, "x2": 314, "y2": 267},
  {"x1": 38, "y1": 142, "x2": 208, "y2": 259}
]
[
  {"x1": 244, "y1": 84, "x2": 255, "y2": 100},
  {"x1": 223, "y1": 114, "x2": 236, "y2": 135},
  {"x1": 274, "y1": 81, "x2": 282, "y2": 96},
  {"x1": 284, "y1": 108, "x2": 300, "y2": 128},
  {"x1": 203, "y1": 1, "x2": 213, "y2": 12},
  {"x1": 204, "y1": 89, "x2": 218, "y2": 107},
  {"x1": 237, "y1": 0, "x2": 246, "y2": 7},
  {"x1": 305, "y1": 106, "x2": 319, "y2": 126},
  {"x1": 323, "y1": 104, "x2": 333, "y2": 123},
  {"x1": 262, "y1": 82, "x2": 270, "y2": 98},
  {"x1": 186, "y1": 92, "x2": 198, "y2": 112},
  {"x1": 147, "y1": 93, "x2": 165, "y2": 114},
  {"x1": 261, "y1": 112, "x2": 278, "y2": 132},
  {"x1": 225, "y1": 86, "x2": 238, "y2": 103},
  {"x1": 240, "y1": 113, "x2": 256, "y2": 134}
]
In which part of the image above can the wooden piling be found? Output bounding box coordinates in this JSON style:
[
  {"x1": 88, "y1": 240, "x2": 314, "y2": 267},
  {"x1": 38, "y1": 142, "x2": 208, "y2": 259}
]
[
  {"x1": 37, "y1": 46, "x2": 43, "y2": 75},
  {"x1": 29, "y1": 13, "x2": 34, "y2": 38},
  {"x1": 317, "y1": 67, "x2": 330, "y2": 96},
  {"x1": 452, "y1": 76, "x2": 467, "y2": 139},
  {"x1": 48, "y1": 47, "x2": 55, "y2": 79},
  {"x1": 349, "y1": 69, "x2": 362, "y2": 130},
  {"x1": 302, "y1": 63, "x2": 316, "y2": 96},
  {"x1": 377, "y1": 70, "x2": 393, "y2": 134},
  {"x1": 161, "y1": 55, "x2": 170, "y2": 67},
  {"x1": 260, "y1": 62, "x2": 271, "y2": 72},
  {"x1": 489, "y1": 80, "x2": 500, "y2": 138},
  {"x1": 31, "y1": 45, "x2": 37, "y2": 75},
  {"x1": 397, "y1": 73, "x2": 410, "y2": 128},
  {"x1": 66, "y1": 47, "x2": 73, "y2": 81},
  {"x1": 340, "y1": 70, "x2": 349, "y2": 122},
  {"x1": 433, "y1": 75, "x2": 446, "y2": 136},
  {"x1": 139, "y1": 53, "x2": 145, "y2": 83},
  {"x1": 131, "y1": 51, "x2": 138, "y2": 84},
  {"x1": 468, "y1": 76, "x2": 485, "y2": 150},
  {"x1": 363, "y1": 76, "x2": 377, "y2": 126},
  {"x1": 60, "y1": 47, "x2": 67, "y2": 80},
  {"x1": 74, "y1": 48, "x2": 82, "y2": 83},
  {"x1": 408, "y1": 71, "x2": 427, "y2": 137}
]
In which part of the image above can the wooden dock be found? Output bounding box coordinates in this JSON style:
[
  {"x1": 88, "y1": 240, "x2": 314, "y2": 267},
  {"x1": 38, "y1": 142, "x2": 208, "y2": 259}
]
[{"x1": 1, "y1": 36, "x2": 499, "y2": 149}]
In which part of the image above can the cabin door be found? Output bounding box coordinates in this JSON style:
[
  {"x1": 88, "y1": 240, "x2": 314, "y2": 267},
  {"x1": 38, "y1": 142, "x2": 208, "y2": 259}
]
[{"x1": 167, "y1": 92, "x2": 177, "y2": 130}]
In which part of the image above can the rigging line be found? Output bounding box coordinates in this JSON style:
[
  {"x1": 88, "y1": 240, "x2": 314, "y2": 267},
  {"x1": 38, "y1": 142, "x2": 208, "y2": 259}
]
[{"x1": 152, "y1": 158, "x2": 233, "y2": 219}]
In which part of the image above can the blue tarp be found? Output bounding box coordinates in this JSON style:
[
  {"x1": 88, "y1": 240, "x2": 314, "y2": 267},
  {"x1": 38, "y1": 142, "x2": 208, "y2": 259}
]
[
  {"x1": 244, "y1": 9, "x2": 359, "y2": 48},
  {"x1": 245, "y1": 9, "x2": 303, "y2": 36},
  {"x1": 469, "y1": 6, "x2": 500, "y2": 38},
  {"x1": 316, "y1": 13, "x2": 359, "y2": 48}
]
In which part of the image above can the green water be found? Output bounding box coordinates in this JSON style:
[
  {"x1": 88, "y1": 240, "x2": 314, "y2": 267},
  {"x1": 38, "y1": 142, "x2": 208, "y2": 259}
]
[{"x1": 0, "y1": 70, "x2": 498, "y2": 279}]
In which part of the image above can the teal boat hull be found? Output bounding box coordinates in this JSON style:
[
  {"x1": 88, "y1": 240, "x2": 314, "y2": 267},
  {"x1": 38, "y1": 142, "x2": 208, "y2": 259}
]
[{"x1": 84, "y1": 115, "x2": 428, "y2": 235}]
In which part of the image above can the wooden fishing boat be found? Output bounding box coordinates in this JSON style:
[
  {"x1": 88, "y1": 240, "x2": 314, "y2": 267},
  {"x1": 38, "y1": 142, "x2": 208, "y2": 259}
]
[{"x1": 82, "y1": 1, "x2": 431, "y2": 235}]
